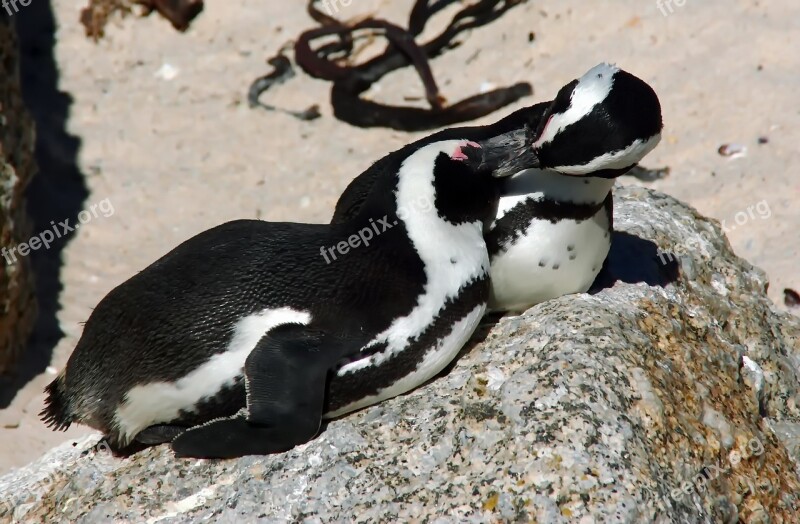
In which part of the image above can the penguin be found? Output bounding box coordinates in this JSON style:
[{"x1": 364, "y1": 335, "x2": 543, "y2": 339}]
[
  {"x1": 333, "y1": 63, "x2": 663, "y2": 313},
  {"x1": 486, "y1": 63, "x2": 662, "y2": 311},
  {"x1": 40, "y1": 130, "x2": 540, "y2": 459}
]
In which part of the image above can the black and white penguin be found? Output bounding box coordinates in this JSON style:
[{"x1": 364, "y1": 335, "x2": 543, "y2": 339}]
[
  {"x1": 486, "y1": 63, "x2": 662, "y2": 311},
  {"x1": 41, "y1": 130, "x2": 539, "y2": 458},
  {"x1": 333, "y1": 63, "x2": 663, "y2": 313}
]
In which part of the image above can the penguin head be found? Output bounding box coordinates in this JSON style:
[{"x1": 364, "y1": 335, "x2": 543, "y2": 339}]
[
  {"x1": 531, "y1": 63, "x2": 663, "y2": 177},
  {"x1": 395, "y1": 138, "x2": 539, "y2": 226}
]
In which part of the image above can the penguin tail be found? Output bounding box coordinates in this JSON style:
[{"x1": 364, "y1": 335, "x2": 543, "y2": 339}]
[{"x1": 40, "y1": 374, "x2": 73, "y2": 431}]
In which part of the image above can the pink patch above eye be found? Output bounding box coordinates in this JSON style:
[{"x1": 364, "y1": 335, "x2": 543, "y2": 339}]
[{"x1": 451, "y1": 141, "x2": 481, "y2": 161}]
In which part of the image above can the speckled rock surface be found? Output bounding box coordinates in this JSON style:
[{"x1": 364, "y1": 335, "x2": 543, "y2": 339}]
[
  {"x1": 0, "y1": 15, "x2": 37, "y2": 375},
  {"x1": 1, "y1": 186, "x2": 799, "y2": 523}
]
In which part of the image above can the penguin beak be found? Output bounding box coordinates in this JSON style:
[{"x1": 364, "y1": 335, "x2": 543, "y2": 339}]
[{"x1": 475, "y1": 128, "x2": 540, "y2": 178}]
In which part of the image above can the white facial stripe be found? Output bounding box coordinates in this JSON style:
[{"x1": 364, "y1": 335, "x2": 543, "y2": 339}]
[
  {"x1": 552, "y1": 133, "x2": 661, "y2": 175},
  {"x1": 533, "y1": 63, "x2": 619, "y2": 148},
  {"x1": 326, "y1": 304, "x2": 485, "y2": 417},
  {"x1": 113, "y1": 307, "x2": 311, "y2": 444},
  {"x1": 339, "y1": 140, "x2": 489, "y2": 373}
]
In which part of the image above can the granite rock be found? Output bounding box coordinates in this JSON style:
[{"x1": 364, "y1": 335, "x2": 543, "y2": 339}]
[
  {"x1": 1, "y1": 186, "x2": 799, "y2": 523},
  {"x1": 0, "y1": 15, "x2": 37, "y2": 375}
]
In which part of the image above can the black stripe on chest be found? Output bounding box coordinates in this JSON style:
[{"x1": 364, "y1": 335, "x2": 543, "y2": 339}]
[
  {"x1": 487, "y1": 193, "x2": 613, "y2": 256},
  {"x1": 323, "y1": 276, "x2": 488, "y2": 414}
]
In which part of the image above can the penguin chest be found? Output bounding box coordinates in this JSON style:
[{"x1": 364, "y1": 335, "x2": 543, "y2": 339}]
[{"x1": 488, "y1": 200, "x2": 611, "y2": 312}]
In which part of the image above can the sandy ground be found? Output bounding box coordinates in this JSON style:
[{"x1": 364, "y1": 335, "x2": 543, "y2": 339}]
[{"x1": 0, "y1": 0, "x2": 798, "y2": 474}]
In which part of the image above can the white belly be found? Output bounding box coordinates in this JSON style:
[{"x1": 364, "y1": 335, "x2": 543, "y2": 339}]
[{"x1": 489, "y1": 207, "x2": 611, "y2": 312}]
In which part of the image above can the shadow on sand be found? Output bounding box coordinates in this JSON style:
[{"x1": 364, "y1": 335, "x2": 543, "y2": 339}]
[{"x1": 0, "y1": 2, "x2": 88, "y2": 408}]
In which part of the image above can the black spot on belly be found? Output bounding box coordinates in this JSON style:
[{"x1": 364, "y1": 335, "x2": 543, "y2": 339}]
[
  {"x1": 552, "y1": 263, "x2": 560, "y2": 270},
  {"x1": 569, "y1": 254, "x2": 577, "y2": 260},
  {"x1": 324, "y1": 277, "x2": 488, "y2": 414}
]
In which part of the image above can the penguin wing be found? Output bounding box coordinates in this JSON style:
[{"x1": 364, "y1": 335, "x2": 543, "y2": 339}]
[{"x1": 171, "y1": 323, "x2": 363, "y2": 458}]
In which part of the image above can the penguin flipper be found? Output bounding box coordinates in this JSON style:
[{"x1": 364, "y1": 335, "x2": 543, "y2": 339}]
[{"x1": 171, "y1": 324, "x2": 352, "y2": 459}]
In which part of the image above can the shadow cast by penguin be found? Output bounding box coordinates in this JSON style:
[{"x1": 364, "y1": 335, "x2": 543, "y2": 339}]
[{"x1": 589, "y1": 231, "x2": 681, "y2": 293}]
